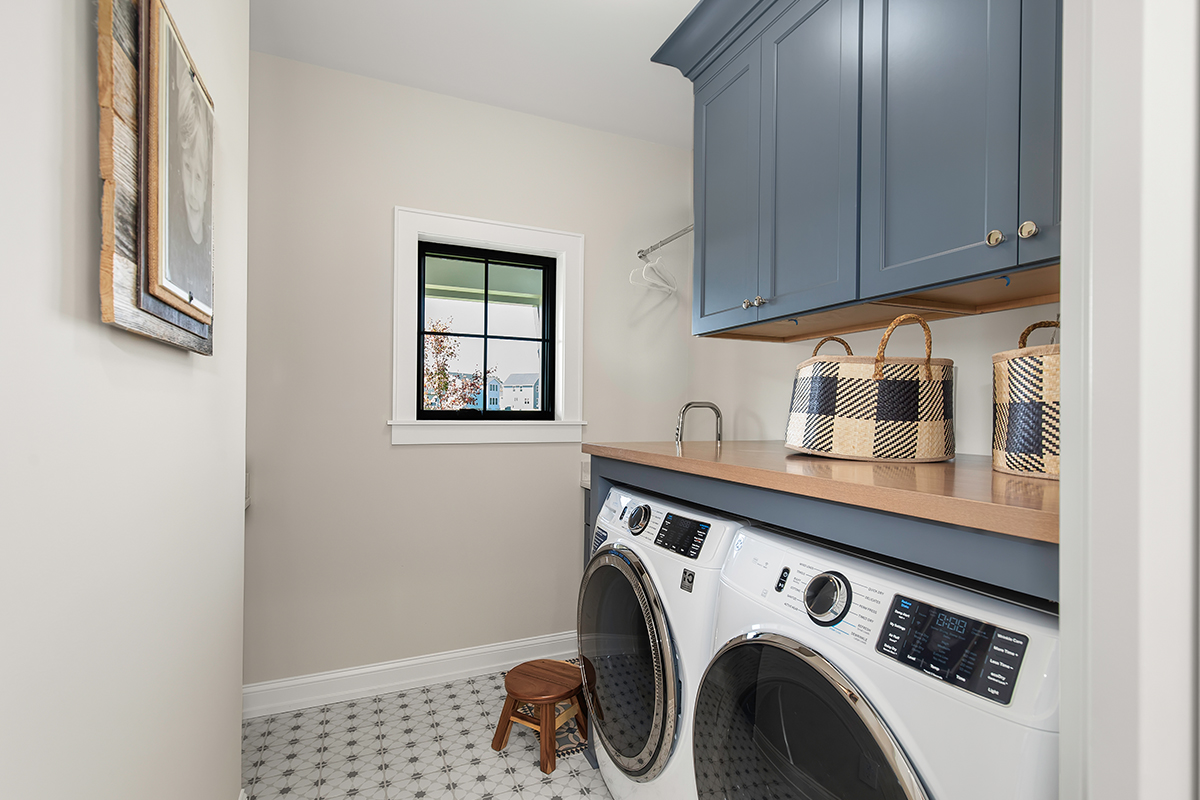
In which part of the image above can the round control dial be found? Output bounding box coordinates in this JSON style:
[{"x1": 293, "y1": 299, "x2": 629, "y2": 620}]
[
  {"x1": 804, "y1": 571, "x2": 852, "y2": 626},
  {"x1": 627, "y1": 504, "x2": 651, "y2": 535}
]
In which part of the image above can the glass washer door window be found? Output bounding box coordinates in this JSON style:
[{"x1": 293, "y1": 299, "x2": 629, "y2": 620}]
[
  {"x1": 418, "y1": 241, "x2": 555, "y2": 420},
  {"x1": 693, "y1": 634, "x2": 929, "y2": 800},
  {"x1": 577, "y1": 544, "x2": 679, "y2": 781}
]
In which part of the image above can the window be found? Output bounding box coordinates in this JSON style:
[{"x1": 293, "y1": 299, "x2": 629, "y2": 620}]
[
  {"x1": 389, "y1": 207, "x2": 585, "y2": 446},
  {"x1": 418, "y1": 242, "x2": 555, "y2": 420}
]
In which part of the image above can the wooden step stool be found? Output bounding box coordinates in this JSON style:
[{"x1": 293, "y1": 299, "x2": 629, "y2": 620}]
[{"x1": 490, "y1": 659, "x2": 589, "y2": 774}]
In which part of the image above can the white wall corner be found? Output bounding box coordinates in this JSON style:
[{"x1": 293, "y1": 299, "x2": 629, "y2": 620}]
[
  {"x1": 1060, "y1": 0, "x2": 1200, "y2": 797},
  {"x1": 242, "y1": 631, "x2": 578, "y2": 719}
]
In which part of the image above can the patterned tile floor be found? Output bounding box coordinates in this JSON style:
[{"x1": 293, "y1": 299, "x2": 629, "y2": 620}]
[{"x1": 242, "y1": 670, "x2": 613, "y2": 800}]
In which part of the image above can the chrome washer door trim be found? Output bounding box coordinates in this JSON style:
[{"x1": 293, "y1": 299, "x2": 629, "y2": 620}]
[
  {"x1": 577, "y1": 543, "x2": 679, "y2": 781},
  {"x1": 696, "y1": 632, "x2": 931, "y2": 800}
]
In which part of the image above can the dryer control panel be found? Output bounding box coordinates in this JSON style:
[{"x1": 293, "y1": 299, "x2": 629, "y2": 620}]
[
  {"x1": 724, "y1": 533, "x2": 887, "y2": 646},
  {"x1": 720, "y1": 528, "x2": 1059, "y2": 722},
  {"x1": 877, "y1": 595, "x2": 1029, "y2": 705}
]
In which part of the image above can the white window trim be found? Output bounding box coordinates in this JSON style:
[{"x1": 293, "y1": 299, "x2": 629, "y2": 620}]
[{"x1": 389, "y1": 206, "x2": 586, "y2": 445}]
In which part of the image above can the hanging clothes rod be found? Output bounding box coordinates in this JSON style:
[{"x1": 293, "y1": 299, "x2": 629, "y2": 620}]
[{"x1": 637, "y1": 224, "x2": 694, "y2": 261}]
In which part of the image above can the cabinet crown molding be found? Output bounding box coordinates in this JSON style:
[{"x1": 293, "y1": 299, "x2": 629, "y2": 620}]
[{"x1": 652, "y1": 0, "x2": 777, "y2": 80}]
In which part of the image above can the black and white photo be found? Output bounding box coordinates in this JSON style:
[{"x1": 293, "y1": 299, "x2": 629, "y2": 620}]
[{"x1": 146, "y1": 0, "x2": 214, "y2": 324}]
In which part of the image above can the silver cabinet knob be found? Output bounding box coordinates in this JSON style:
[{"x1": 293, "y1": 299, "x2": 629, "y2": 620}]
[
  {"x1": 985, "y1": 230, "x2": 1006, "y2": 247},
  {"x1": 752, "y1": 296, "x2": 767, "y2": 307},
  {"x1": 1018, "y1": 220, "x2": 1040, "y2": 239},
  {"x1": 742, "y1": 299, "x2": 752, "y2": 310}
]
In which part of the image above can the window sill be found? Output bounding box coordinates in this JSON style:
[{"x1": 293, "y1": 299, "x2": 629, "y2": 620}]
[{"x1": 388, "y1": 420, "x2": 587, "y2": 446}]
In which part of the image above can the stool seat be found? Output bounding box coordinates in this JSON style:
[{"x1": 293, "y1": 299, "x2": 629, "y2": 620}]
[
  {"x1": 505, "y1": 659, "x2": 581, "y2": 702},
  {"x1": 491, "y1": 659, "x2": 589, "y2": 774}
]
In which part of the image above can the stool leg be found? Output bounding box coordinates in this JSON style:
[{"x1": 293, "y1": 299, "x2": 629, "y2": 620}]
[
  {"x1": 573, "y1": 689, "x2": 589, "y2": 742},
  {"x1": 539, "y1": 701, "x2": 556, "y2": 774},
  {"x1": 491, "y1": 694, "x2": 518, "y2": 751}
]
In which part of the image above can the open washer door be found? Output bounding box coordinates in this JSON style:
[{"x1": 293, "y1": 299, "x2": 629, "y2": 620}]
[
  {"x1": 577, "y1": 543, "x2": 679, "y2": 782},
  {"x1": 693, "y1": 633, "x2": 930, "y2": 800}
]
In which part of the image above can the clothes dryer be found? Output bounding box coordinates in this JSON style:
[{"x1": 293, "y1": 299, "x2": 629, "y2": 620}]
[
  {"x1": 578, "y1": 488, "x2": 743, "y2": 800},
  {"x1": 694, "y1": 527, "x2": 1059, "y2": 800}
]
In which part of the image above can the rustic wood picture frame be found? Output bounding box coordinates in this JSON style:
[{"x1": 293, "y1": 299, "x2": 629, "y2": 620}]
[{"x1": 98, "y1": 0, "x2": 214, "y2": 354}]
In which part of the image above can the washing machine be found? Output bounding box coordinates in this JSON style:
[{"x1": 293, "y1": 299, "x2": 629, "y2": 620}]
[
  {"x1": 693, "y1": 527, "x2": 1059, "y2": 800},
  {"x1": 577, "y1": 487, "x2": 744, "y2": 800}
]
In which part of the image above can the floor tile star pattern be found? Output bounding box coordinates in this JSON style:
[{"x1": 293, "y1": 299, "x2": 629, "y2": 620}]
[{"x1": 242, "y1": 670, "x2": 612, "y2": 800}]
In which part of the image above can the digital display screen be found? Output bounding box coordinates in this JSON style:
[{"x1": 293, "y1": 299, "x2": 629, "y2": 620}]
[
  {"x1": 876, "y1": 595, "x2": 1029, "y2": 705},
  {"x1": 654, "y1": 513, "x2": 711, "y2": 559},
  {"x1": 933, "y1": 611, "x2": 969, "y2": 635}
]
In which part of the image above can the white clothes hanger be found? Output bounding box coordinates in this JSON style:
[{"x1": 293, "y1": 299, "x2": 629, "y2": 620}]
[{"x1": 630, "y1": 255, "x2": 677, "y2": 295}]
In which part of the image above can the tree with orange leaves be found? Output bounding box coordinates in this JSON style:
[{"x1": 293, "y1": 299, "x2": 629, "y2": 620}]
[{"x1": 423, "y1": 318, "x2": 493, "y2": 410}]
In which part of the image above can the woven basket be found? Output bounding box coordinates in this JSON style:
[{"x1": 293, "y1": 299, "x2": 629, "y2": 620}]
[
  {"x1": 993, "y1": 321, "x2": 1060, "y2": 480},
  {"x1": 785, "y1": 315, "x2": 955, "y2": 462}
]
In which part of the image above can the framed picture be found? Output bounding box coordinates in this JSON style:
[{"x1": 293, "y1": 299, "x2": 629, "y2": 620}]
[
  {"x1": 98, "y1": 0, "x2": 215, "y2": 353},
  {"x1": 145, "y1": 0, "x2": 214, "y2": 324}
]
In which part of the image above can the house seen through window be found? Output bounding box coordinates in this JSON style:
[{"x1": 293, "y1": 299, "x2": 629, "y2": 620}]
[{"x1": 418, "y1": 242, "x2": 555, "y2": 420}]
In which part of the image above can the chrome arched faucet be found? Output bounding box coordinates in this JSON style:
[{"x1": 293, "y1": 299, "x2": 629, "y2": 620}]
[{"x1": 676, "y1": 402, "x2": 722, "y2": 451}]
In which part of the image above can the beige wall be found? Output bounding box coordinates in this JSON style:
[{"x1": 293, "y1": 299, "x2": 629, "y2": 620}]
[
  {"x1": 0, "y1": 2, "x2": 249, "y2": 799},
  {"x1": 244, "y1": 53, "x2": 695, "y2": 683}
]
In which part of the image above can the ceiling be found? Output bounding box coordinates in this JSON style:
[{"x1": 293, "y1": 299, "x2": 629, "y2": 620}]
[{"x1": 249, "y1": 0, "x2": 699, "y2": 150}]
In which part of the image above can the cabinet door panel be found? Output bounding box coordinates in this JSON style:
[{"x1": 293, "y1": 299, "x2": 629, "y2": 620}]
[
  {"x1": 860, "y1": 0, "x2": 1021, "y2": 298},
  {"x1": 1017, "y1": 0, "x2": 1061, "y2": 265},
  {"x1": 759, "y1": 0, "x2": 860, "y2": 315},
  {"x1": 694, "y1": 41, "x2": 762, "y2": 334}
]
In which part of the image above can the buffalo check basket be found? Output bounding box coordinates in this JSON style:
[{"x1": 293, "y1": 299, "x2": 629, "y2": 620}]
[
  {"x1": 785, "y1": 315, "x2": 956, "y2": 463},
  {"x1": 992, "y1": 321, "x2": 1061, "y2": 480}
]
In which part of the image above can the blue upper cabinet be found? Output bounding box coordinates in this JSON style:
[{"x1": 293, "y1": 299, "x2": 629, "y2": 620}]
[
  {"x1": 859, "y1": 0, "x2": 1021, "y2": 298},
  {"x1": 693, "y1": 41, "x2": 763, "y2": 334},
  {"x1": 759, "y1": 0, "x2": 860, "y2": 316},
  {"x1": 655, "y1": 0, "x2": 1061, "y2": 336},
  {"x1": 687, "y1": 0, "x2": 860, "y2": 334}
]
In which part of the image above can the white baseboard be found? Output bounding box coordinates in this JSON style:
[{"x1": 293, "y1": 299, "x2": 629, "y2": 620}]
[{"x1": 243, "y1": 630, "x2": 577, "y2": 720}]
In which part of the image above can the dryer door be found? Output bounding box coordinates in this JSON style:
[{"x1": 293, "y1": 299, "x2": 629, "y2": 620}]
[
  {"x1": 693, "y1": 633, "x2": 930, "y2": 800},
  {"x1": 577, "y1": 543, "x2": 679, "y2": 781}
]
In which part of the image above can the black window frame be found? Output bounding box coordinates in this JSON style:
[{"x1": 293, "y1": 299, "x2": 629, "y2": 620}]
[{"x1": 417, "y1": 241, "x2": 556, "y2": 421}]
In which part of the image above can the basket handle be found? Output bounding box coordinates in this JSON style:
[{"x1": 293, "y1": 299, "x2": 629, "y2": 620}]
[
  {"x1": 812, "y1": 336, "x2": 853, "y2": 357},
  {"x1": 1018, "y1": 320, "x2": 1060, "y2": 348},
  {"x1": 874, "y1": 314, "x2": 933, "y2": 381}
]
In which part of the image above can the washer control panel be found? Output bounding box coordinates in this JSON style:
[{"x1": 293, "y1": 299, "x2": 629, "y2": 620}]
[
  {"x1": 597, "y1": 488, "x2": 735, "y2": 564},
  {"x1": 877, "y1": 595, "x2": 1029, "y2": 705},
  {"x1": 653, "y1": 512, "x2": 711, "y2": 559}
]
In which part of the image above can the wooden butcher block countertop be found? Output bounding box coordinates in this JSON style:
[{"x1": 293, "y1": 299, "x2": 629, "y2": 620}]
[{"x1": 582, "y1": 441, "x2": 1059, "y2": 544}]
